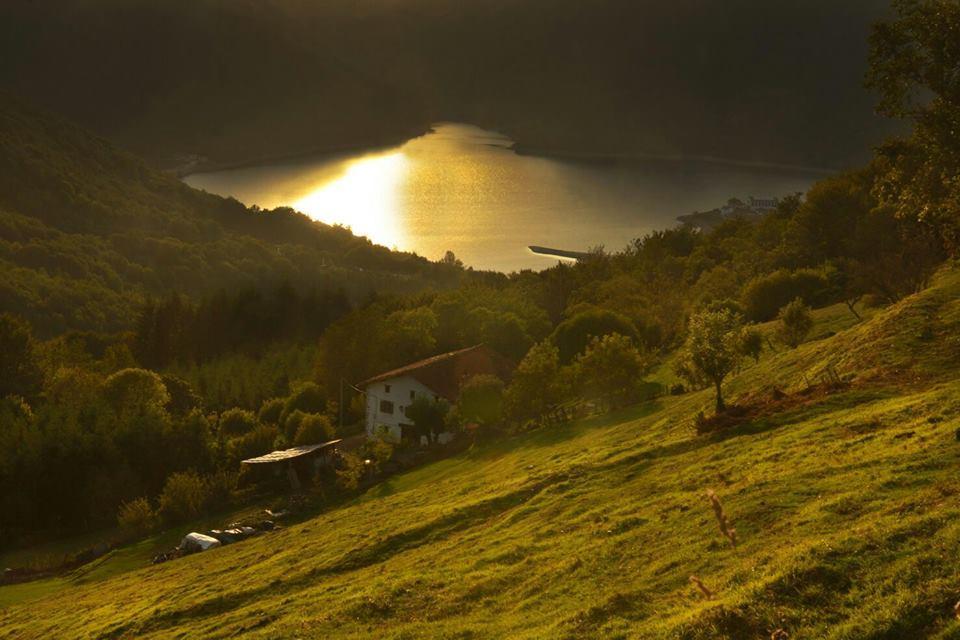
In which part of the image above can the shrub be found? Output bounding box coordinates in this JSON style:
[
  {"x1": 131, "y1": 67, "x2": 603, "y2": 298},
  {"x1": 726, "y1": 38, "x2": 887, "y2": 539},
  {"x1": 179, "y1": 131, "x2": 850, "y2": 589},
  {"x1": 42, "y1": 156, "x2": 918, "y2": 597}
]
[
  {"x1": 220, "y1": 408, "x2": 258, "y2": 436},
  {"x1": 504, "y1": 341, "x2": 566, "y2": 423},
  {"x1": 335, "y1": 452, "x2": 366, "y2": 491},
  {"x1": 551, "y1": 309, "x2": 638, "y2": 363},
  {"x1": 405, "y1": 396, "x2": 450, "y2": 443},
  {"x1": 360, "y1": 438, "x2": 394, "y2": 473},
  {"x1": 117, "y1": 497, "x2": 157, "y2": 536},
  {"x1": 458, "y1": 374, "x2": 505, "y2": 430},
  {"x1": 157, "y1": 472, "x2": 209, "y2": 524},
  {"x1": 294, "y1": 413, "x2": 335, "y2": 445},
  {"x1": 284, "y1": 409, "x2": 307, "y2": 440},
  {"x1": 166, "y1": 409, "x2": 214, "y2": 472},
  {"x1": 574, "y1": 333, "x2": 651, "y2": 410},
  {"x1": 227, "y1": 424, "x2": 279, "y2": 466},
  {"x1": 257, "y1": 397, "x2": 285, "y2": 425},
  {"x1": 738, "y1": 327, "x2": 764, "y2": 363},
  {"x1": 281, "y1": 382, "x2": 326, "y2": 425},
  {"x1": 0, "y1": 313, "x2": 43, "y2": 400},
  {"x1": 205, "y1": 470, "x2": 237, "y2": 508},
  {"x1": 161, "y1": 375, "x2": 202, "y2": 417},
  {"x1": 741, "y1": 268, "x2": 828, "y2": 322},
  {"x1": 777, "y1": 298, "x2": 814, "y2": 348},
  {"x1": 480, "y1": 311, "x2": 533, "y2": 360},
  {"x1": 101, "y1": 368, "x2": 170, "y2": 417}
]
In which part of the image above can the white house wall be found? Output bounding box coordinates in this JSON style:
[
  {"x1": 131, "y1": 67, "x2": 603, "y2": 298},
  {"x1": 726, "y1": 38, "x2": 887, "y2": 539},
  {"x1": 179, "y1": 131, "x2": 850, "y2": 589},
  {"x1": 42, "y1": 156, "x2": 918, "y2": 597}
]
[{"x1": 364, "y1": 376, "x2": 443, "y2": 442}]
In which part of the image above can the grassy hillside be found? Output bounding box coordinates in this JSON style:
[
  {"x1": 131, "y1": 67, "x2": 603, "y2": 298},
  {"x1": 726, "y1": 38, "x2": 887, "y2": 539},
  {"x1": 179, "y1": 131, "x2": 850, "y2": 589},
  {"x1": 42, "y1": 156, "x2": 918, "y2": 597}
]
[{"x1": 3, "y1": 267, "x2": 960, "y2": 638}]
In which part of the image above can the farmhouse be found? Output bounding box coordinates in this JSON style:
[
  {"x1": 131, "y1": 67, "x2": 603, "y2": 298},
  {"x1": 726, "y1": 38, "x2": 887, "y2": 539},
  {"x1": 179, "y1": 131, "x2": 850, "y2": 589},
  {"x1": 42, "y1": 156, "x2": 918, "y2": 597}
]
[{"x1": 358, "y1": 344, "x2": 513, "y2": 444}]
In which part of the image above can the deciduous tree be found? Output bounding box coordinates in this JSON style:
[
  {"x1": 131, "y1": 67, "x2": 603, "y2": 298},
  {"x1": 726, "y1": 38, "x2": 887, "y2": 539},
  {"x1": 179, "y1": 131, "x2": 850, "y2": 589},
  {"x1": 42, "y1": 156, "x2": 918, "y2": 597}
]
[{"x1": 676, "y1": 310, "x2": 744, "y2": 413}]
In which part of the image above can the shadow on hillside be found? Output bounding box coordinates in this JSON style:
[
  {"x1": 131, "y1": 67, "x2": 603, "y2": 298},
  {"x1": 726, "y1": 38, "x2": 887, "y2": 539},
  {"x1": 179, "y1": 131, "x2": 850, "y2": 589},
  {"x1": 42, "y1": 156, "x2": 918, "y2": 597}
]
[
  {"x1": 465, "y1": 401, "x2": 665, "y2": 463},
  {"x1": 599, "y1": 389, "x2": 893, "y2": 474}
]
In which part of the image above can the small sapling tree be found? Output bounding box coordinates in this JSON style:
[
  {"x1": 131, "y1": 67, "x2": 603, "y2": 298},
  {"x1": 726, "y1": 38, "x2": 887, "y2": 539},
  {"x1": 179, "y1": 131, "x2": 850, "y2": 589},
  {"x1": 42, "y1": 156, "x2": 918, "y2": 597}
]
[
  {"x1": 777, "y1": 297, "x2": 814, "y2": 348},
  {"x1": 676, "y1": 309, "x2": 744, "y2": 413}
]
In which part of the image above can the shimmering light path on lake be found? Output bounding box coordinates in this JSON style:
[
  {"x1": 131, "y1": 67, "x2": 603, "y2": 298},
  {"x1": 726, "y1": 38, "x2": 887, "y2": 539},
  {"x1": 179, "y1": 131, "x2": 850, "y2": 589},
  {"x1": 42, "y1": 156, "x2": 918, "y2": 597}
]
[{"x1": 185, "y1": 123, "x2": 823, "y2": 272}]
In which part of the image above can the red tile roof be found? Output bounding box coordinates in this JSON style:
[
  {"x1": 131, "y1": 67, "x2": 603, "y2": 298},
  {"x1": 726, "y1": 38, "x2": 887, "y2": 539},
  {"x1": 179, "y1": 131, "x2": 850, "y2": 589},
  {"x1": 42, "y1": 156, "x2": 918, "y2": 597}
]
[{"x1": 358, "y1": 345, "x2": 513, "y2": 401}]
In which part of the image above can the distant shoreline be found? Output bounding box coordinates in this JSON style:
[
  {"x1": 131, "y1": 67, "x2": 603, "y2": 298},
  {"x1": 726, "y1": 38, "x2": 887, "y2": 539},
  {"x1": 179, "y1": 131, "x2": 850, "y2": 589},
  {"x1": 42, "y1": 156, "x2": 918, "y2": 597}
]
[
  {"x1": 509, "y1": 143, "x2": 838, "y2": 175},
  {"x1": 172, "y1": 123, "x2": 838, "y2": 180},
  {"x1": 170, "y1": 125, "x2": 434, "y2": 178}
]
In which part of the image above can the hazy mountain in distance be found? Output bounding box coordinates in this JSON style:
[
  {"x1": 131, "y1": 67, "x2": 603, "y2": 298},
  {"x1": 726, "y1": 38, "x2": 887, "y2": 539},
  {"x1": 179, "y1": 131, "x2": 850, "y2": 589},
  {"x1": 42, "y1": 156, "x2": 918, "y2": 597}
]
[{"x1": 0, "y1": 0, "x2": 895, "y2": 169}]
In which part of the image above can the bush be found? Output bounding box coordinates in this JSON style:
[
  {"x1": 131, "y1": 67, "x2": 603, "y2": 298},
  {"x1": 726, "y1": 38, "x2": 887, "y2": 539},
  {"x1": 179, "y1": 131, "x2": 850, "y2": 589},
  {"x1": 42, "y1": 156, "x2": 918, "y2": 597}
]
[
  {"x1": 205, "y1": 470, "x2": 237, "y2": 508},
  {"x1": 504, "y1": 341, "x2": 566, "y2": 424},
  {"x1": 405, "y1": 396, "x2": 450, "y2": 443},
  {"x1": 157, "y1": 472, "x2": 209, "y2": 524},
  {"x1": 738, "y1": 328, "x2": 764, "y2": 363},
  {"x1": 294, "y1": 413, "x2": 335, "y2": 445},
  {"x1": 220, "y1": 408, "x2": 257, "y2": 436},
  {"x1": 360, "y1": 438, "x2": 394, "y2": 473},
  {"x1": 777, "y1": 298, "x2": 814, "y2": 348},
  {"x1": 280, "y1": 382, "x2": 326, "y2": 425},
  {"x1": 480, "y1": 311, "x2": 533, "y2": 360},
  {"x1": 458, "y1": 374, "x2": 505, "y2": 430},
  {"x1": 574, "y1": 333, "x2": 651, "y2": 409},
  {"x1": 335, "y1": 452, "x2": 366, "y2": 491},
  {"x1": 257, "y1": 397, "x2": 284, "y2": 425},
  {"x1": 551, "y1": 309, "x2": 638, "y2": 363},
  {"x1": 283, "y1": 409, "x2": 307, "y2": 441},
  {"x1": 101, "y1": 368, "x2": 170, "y2": 417},
  {"x1": 0, "y1": 313, "x2": 43, "y2": 400},
  {"x1": 117, "y1": 497, "x2": 157, "y2": 536},
  {"x1": 741, "y1": 268, "x2": 828, "y2": 322},
  {"x1": 228, "y1": 425, "x2": 280, "y2": 466},
  {"x1": 161, "y1": 375, "x2": 202, "y2": 417}
]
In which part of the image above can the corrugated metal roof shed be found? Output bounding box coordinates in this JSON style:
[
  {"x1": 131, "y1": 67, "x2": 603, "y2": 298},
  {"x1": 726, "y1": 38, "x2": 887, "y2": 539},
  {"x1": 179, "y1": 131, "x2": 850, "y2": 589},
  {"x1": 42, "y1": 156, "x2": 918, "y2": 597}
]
[{"x1": 241, "y1": 440, "x2": 341, "y2": 465}]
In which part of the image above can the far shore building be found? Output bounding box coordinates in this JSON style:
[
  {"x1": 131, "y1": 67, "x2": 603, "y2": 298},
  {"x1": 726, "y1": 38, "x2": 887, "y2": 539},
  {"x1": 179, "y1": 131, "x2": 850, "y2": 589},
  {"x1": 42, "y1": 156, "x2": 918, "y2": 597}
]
[{"x1": 357, "y1": 345, "x2": 513, "y2": 445}]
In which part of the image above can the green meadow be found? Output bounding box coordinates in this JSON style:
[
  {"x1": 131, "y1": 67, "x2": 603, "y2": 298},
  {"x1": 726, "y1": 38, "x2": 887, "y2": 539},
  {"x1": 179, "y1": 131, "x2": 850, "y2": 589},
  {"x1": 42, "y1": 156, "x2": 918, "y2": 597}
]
[{"x1": 3, "y1": 267, "x2": 960, "y2": 639}]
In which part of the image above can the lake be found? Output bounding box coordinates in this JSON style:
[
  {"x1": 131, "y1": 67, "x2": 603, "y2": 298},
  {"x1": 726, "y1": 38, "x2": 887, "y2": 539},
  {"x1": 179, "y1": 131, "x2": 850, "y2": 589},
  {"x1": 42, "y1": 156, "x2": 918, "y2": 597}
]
[{"x1": 185, "y1": 123, "x2": 824, "y2": 272}]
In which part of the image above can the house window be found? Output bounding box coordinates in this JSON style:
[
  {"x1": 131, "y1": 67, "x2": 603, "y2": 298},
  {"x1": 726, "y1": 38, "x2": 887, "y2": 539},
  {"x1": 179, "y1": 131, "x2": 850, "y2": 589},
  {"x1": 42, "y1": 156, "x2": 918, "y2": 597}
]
[
  {"x1": 384, "y1": 384, "x2": 391, "y2": 393},
  {"x1": 379, "y1": 400, "x2": 394, "y2": 415},
  {"x1": 409, "y1": 390, "x2": 416, "y2": 400}
]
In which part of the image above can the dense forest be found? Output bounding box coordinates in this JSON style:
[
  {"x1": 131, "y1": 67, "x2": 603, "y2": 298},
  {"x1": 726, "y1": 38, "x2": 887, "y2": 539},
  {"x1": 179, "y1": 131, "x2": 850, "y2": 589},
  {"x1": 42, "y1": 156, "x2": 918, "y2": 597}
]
[
  {"x1": 0, "y1": 92, "x2": 466, "y2": 336},
  {"x1": 0, "y1": 0, "x2": 892, "y2": 169},
  {"x1": 0, "y1": 0, "x2": 957, "y2": 557}
]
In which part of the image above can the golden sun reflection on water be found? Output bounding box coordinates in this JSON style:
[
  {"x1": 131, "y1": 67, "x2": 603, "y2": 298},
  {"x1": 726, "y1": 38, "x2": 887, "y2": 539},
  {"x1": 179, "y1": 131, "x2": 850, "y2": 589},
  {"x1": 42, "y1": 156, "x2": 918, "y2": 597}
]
[
  {"x1": 185, "y1": 123, "x2": 821, "y2": 271},
  {"x1": 293, "y1": 151, "x2": 409, "y2": 250}
]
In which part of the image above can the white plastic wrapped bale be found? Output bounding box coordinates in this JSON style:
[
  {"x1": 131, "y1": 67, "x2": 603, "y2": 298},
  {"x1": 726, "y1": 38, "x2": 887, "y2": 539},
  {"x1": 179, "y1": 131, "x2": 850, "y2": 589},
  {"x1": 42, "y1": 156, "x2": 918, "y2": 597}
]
[{"x1": 179, "y1": 532, "x2": 222, "y2": 553}]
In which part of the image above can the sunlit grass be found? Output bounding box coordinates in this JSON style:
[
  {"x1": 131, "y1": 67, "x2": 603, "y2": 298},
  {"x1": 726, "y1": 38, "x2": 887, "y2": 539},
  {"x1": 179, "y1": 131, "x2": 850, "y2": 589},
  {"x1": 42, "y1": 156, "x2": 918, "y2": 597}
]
[{"x1": 2, "y1": 269, "x2": 960, "y2": 638}]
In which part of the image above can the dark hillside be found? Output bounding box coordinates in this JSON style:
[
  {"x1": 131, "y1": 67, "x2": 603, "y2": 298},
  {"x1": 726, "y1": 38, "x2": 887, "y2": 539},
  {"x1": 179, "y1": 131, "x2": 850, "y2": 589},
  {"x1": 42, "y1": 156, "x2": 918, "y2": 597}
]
[
  {"x1": 0, "y1": 94, "x2": 459, "y2": 335},
  {"x1": 0, "y1": 0, "x2": 894, "y2": 169}
]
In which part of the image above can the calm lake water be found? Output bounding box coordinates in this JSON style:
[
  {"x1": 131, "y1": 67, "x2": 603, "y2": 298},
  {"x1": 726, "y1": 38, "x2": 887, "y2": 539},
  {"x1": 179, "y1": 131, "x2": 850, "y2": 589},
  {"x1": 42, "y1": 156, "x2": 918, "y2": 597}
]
[{"x1": 185, "y1": 123, "x2": 823, "y2": 272}]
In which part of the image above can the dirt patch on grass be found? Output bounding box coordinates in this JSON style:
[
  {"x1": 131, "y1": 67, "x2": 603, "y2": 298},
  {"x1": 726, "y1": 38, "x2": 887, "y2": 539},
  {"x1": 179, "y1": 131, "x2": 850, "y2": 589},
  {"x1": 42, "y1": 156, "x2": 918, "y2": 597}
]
[{"x1": 695, "y1": 381, "x2": 851, "y2": 435}]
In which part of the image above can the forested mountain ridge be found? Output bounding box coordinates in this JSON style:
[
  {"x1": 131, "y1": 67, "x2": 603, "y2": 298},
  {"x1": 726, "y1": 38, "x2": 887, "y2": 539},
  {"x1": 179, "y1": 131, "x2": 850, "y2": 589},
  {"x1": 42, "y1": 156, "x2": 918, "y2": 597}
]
[
  {"x1": 0, "y1": 93, "x2": 461, "y2": 336},
  {"x1": 0, "y1": 0, "x2": 893, "y2": 170}
]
